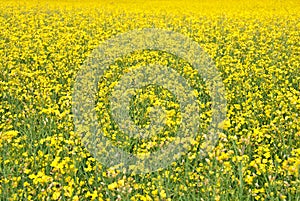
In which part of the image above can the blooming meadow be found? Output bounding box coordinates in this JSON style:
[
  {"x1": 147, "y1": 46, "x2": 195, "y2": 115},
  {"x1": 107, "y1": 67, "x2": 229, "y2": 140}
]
[{"x1": 0, "y1": 0, "x2": 299, "y2": 200}]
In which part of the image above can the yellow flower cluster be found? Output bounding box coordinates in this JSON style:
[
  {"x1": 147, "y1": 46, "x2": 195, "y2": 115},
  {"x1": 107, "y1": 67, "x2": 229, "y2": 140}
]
[{"x1": 0, "y1": 0, "x2": 299, "y2": 200}]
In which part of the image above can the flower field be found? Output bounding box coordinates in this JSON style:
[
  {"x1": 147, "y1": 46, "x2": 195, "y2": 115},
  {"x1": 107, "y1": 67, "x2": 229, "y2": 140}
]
[{"x1": 0, "y1": 0, "x2": 299, "y2": 200}]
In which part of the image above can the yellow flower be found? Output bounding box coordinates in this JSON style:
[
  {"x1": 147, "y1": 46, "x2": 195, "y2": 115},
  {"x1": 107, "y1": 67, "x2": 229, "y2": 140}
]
[
  {"x1": 245, "y1": 175, "x2": 254, "y2": 185},
  {"x1": 52, "y1": 191, "x2": 61, "y2": 200},
  {"x1": 0, "y1": 130, "x2": 19, "y2": 143},
  {"x1": 160, "y1": 189, "x2": 167, "y2": 199},
  {"x1": 108, "y1": 182, "x2": 118, "y2": 190}
]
